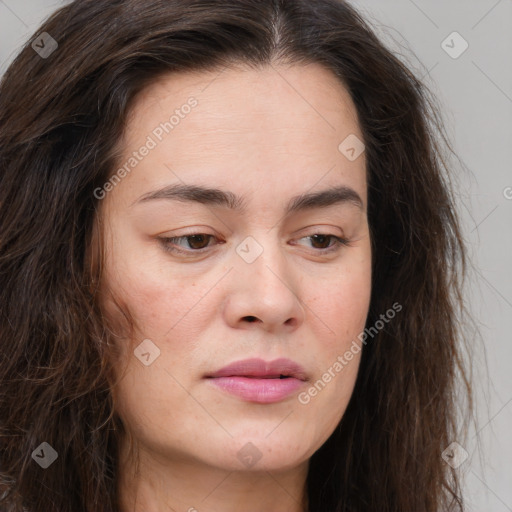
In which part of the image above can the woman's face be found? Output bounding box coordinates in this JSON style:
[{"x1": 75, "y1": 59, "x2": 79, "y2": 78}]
[{"x1": 100, "y1": 62, "x2": 372, "y2": 474}]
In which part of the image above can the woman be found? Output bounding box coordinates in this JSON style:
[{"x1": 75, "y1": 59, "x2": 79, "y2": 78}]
[{"x1": 0, "y1": 0, "x2": 474, "y2": 510}]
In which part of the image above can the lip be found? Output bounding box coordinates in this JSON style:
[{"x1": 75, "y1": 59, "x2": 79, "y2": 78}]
[{"x1": 205, "y1": 358, "x2": 308, "y2": 404}]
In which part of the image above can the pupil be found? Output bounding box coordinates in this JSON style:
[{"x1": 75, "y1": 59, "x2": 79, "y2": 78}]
[
  {"x1": 189, "y1": 235, "x2": 208, "y2": 249},
  {"x1": 312, "y1": 234, "x2": 329, "y2": 249}
]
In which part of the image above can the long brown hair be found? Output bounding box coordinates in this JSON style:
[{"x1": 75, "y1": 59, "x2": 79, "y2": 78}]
[{"x1": 0, "y1": 0, "x2": 474, "y2": 510}]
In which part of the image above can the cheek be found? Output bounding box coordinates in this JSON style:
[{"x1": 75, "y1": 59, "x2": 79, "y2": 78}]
[
  {"x1": 105, "y1": 250, "x2": 205, "y2": 335},
  {"x1": 310, "y1": 262, "x2": 372, "y2": 344},
  {"x1": 313, "y1": 286, "x2": 367, "y2": 388},
  {"x1": 301, "y1": 275, "x2": 369, "y2": 429}
]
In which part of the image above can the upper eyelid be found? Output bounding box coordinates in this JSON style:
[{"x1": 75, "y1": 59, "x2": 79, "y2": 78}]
[
  {"x1": 162, "y1": 224, "x2": 346, "y2": 238},
  {"x1": 165, "y1": 231, "x2": 344, "y2": 241}
]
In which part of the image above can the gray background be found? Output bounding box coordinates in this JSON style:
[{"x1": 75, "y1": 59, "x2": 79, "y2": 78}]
[{"x1": 1, "y1": 0, "x2": 511, "y2": 510}]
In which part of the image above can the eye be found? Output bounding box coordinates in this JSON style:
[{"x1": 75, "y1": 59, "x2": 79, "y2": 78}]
[
  {"x1": 158, "y1": 232, "x2": 350, "y2": 257},
  {"x1": 294, "y1": 234, "x2": 350, "y2": 253},
  {"x1": 159, "y1": 234, "x2": 220, "y2": 255}
]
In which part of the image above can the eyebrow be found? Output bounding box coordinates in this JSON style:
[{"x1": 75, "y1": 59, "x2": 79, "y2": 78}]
[{"x1": 133, "y1": 183, "x2": 364, "y2": 214}]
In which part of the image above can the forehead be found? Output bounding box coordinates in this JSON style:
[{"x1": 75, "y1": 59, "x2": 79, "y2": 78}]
[
  {"x1": 126, "y1": 61, "x2": 361, "y2": 138},
  {"x1": 113, "y1": 62, "x2": 366, "y2": 209}
]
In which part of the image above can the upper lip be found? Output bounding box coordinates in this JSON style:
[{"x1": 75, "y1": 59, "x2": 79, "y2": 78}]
[{"x1": 206, "y1": 358, "x2": 308, "y2": 381}]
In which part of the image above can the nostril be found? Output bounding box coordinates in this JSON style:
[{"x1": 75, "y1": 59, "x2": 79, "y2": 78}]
[{"x1": 244, "y1": 316, "x2": 258, "y2": 323}]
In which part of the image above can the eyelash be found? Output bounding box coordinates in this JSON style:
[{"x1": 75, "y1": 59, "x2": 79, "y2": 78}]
[{"x1": 158, "y1": 233, "x2": 350, "y2": 256}]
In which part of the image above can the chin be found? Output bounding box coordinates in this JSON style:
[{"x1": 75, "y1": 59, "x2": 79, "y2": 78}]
[{"x1": 197, "y1": 433, "x2": 315, "y2": 473}]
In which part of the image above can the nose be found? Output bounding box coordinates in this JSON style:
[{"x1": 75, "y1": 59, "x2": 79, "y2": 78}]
[{"x1": 222, "y1": 236, "x2": 305, "y2": 333}]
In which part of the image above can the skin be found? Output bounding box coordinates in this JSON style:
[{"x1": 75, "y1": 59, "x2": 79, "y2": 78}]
[{"x1": 97, "y1": 62, "x2": 372, "y2": 512}]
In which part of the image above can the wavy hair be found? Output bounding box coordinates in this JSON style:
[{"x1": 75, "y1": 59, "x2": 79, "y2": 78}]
[{"x1": 0, "y1": 0, "x2": 474, "y2": 510}]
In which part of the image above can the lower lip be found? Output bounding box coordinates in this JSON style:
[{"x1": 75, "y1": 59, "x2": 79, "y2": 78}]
[{"x1": 207, "y1": 376, "x2": 304, "y2": 403}]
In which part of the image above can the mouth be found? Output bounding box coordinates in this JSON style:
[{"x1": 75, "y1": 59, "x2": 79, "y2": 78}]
[
  {"x1": 205, "y1": 358, "x2": 308, "y2": 403},
  {"x1": 244, "y1": 374, "x2": 291, "y2": 379},
  {"x1": 205, "y1": 357, "x2": 308, "y2": 381}
]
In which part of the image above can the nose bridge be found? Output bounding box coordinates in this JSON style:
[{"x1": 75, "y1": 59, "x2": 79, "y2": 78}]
[
  {"x1": 226, "y1": 231, "x2": 304, "y2": 329},
  {"x1": 235, "y1": 232, "x2": 289, "y2": 291}
]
